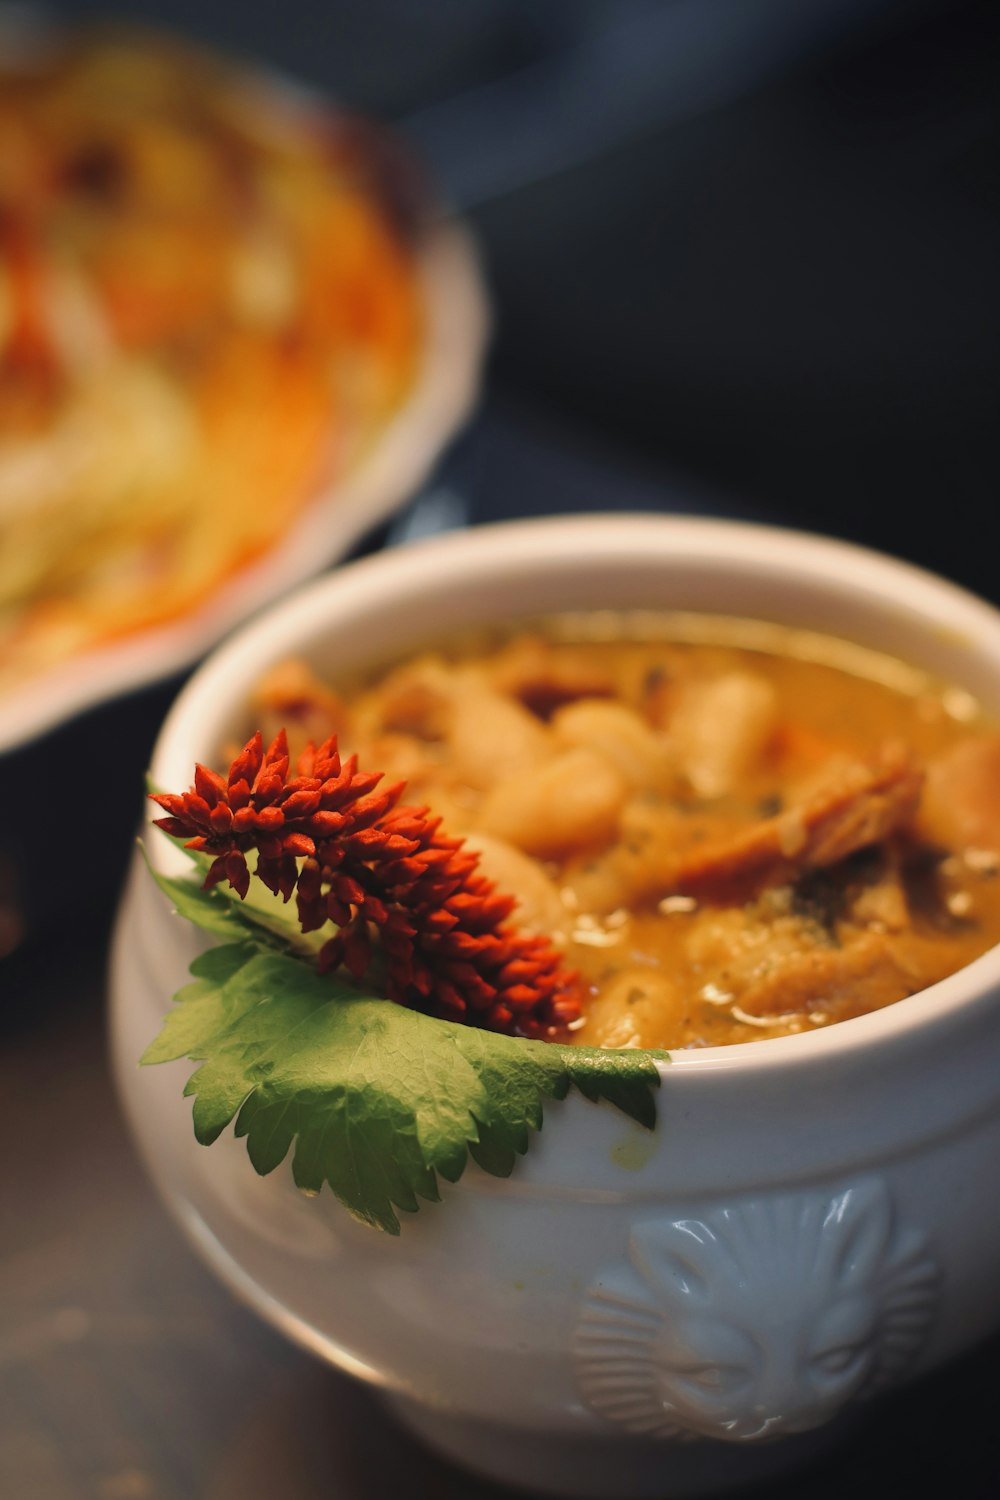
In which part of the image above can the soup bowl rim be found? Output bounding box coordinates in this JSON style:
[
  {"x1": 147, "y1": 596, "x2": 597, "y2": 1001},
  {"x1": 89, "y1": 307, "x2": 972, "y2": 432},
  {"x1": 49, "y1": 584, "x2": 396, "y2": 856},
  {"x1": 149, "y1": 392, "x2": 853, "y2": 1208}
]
[{"x1": 144, "y1": 510, "x2": 1000, "y2": 1084}]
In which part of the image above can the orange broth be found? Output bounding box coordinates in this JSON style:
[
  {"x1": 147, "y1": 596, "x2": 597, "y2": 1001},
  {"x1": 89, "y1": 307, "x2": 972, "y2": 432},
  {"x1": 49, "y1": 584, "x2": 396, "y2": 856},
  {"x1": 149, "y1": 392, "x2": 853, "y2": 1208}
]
[{"x1": 250, "y1": 614, "x2": 1000, "y2": 1049}]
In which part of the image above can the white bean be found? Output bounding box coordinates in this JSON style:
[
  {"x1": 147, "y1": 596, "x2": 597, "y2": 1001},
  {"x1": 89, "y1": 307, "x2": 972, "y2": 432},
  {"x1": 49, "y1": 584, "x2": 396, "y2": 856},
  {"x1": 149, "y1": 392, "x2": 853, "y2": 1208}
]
[
  {"x1": 476, "y1": 748, "x2": 628, "y2": 858},
  {"x1": 669, "y1": 671, "x2": 777, "y2": 798},
  {"x1": 447, "y1": 684, "x2": 552, "y2": 791},
  {"x1": 552, "y1": 698, "x2": 671, "y2": 790}
]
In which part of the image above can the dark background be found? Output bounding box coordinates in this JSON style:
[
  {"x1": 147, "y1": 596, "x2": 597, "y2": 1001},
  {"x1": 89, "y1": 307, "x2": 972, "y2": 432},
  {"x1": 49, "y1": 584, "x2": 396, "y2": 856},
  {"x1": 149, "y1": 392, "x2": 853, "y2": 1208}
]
[
  {"x1": 42, "y1": 0, "x2": 1000, "y2": 591},
  {"x1": 17, "y1": 0, "x2": 997, "y2": 576},
  {"x1": 3, "y1": 3, "x2": 1000, "y2": 1497}
]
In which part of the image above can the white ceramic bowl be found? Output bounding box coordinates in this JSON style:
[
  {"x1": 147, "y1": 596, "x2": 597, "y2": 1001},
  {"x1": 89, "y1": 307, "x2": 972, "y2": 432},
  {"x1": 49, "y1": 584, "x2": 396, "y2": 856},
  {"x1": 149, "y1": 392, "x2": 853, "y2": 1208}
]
[{"x1": 110, "y1": 516, "x2": 1000, "y2": 1498}]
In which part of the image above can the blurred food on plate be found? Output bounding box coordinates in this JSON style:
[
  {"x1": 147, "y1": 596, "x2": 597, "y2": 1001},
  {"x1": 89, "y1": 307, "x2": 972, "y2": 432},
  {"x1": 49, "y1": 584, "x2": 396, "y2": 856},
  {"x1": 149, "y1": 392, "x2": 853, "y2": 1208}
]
[{"x1": 0, "y1": 25, "x2": 427, "y2": 700}]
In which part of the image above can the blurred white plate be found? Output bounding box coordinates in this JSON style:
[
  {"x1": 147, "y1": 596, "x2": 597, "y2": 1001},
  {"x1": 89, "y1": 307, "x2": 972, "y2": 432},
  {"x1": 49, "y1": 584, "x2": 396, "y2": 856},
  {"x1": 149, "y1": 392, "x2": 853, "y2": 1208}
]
[{"x1": 0, "y1": 214, "x2": 488, "y2": 755}]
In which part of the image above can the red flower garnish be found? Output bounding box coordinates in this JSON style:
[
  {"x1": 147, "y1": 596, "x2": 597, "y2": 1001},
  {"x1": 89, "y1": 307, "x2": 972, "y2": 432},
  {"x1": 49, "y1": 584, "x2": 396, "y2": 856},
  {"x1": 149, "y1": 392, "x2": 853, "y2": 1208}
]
[{"x1": 151, "y1": 731, "x2": 583, "y2": 1039}]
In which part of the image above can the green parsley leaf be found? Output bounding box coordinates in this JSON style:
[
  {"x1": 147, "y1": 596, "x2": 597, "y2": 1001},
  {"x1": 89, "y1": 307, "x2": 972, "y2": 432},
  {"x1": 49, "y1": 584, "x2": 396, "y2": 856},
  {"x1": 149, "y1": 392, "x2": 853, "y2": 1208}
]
[{"x1": 140, "y1": 857, "x2": 666, "y2": 1234}]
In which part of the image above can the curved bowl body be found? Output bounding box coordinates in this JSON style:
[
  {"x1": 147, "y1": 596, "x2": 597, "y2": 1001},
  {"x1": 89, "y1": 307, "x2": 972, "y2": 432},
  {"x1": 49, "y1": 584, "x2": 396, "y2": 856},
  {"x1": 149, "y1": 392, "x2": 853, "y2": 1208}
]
[{"x1": 110, "y1": 516, "x2": 1000, "y2": 1497}]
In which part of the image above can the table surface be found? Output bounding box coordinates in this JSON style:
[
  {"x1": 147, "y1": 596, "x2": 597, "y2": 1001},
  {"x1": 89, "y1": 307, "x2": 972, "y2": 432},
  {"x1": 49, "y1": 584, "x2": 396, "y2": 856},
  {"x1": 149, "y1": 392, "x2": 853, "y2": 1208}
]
[
  {"x1": 4, "y1": 413, "x2": 1000, "y2": 1500},
  {"x1": 4, "y1": 911, "x2": 1000, "y2": 1500}
]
